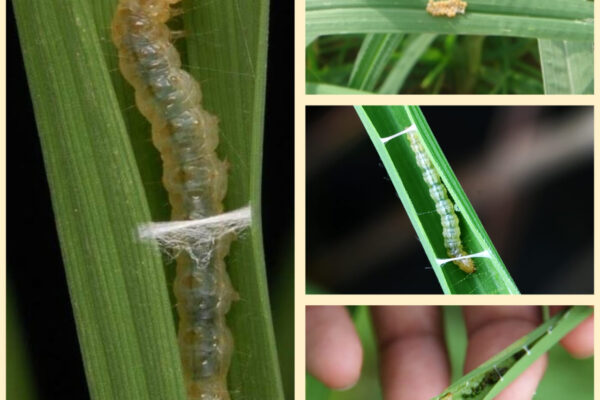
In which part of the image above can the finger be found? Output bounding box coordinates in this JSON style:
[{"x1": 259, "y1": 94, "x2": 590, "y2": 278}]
[
  {"x1": 306, "y1": 306, "x2": 363, "y2": 389},
  {"x1": 550, "y1": 306, "x2": 594, "y2": 358},
  {"x1": 463, "y1": 306, "x2": 547, "y2": 400},
  {"x1": 372, "y1": 306, "x2": 449, "y2": 400}
]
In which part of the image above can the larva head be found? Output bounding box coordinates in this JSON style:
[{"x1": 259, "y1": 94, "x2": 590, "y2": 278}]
[
  {"x1": 117, "y1": 0, "x2": 178, "y2": 23},
  {"x1": 454, "y1": 258, "x2": 475, "y2": 274}
]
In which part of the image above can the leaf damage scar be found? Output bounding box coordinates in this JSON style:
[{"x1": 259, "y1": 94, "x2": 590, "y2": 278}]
[{"x1": 426, "y1": 0, "x2": 468, "y2": 18}]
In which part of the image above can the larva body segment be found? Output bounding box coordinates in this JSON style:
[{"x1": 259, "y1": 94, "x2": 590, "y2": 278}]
[
  {"x1": 406, "y1": 131, "x2": 475, "y2": 274},
  {"x1": 426, "y1": 0, "x2": 468, "y2": 18},
  {"x1": 112, "y1": 1, "x2": 235, "y2": 399}
]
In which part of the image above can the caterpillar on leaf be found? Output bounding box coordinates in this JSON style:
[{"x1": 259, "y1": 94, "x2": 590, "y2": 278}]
[
  {"x1": 406, "y1": 131, "x2": 475, "y2": 274},
  {"x1": 112, "y1": 1, "x2": 236, "y2": 399}
]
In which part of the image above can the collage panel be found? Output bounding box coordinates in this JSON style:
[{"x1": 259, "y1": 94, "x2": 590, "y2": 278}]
[
  {"x1": 306, "y1": 306, "x2": 594, "y2": 400},
  {"x1": 8, "y1": 2, "x2": 293, "y2": 400},
  {"x1": 305, "y1": 0, "x2": 594, "y2": 94},
  {"x1": 307, "y1": 106, "x2": 593, "y2": 295}
]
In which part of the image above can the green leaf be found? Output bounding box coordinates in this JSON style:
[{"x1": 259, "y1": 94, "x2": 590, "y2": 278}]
[
  {"x1": 13, "y1": 0, "x2": 283, "y2": 399},
  {"x1": 348, "y1": 34, "x2": 404, "y2": 91},
  {"x1": 305, "y1": 307, "x2": 592, "y2": 400},
  {"x1": 378, "y1": 33, "x2": 437, "y2": 94},
  {"x1": 182, "y1": 4, "x2": 284, "y2": 398},
  {"x1": 306, "y1": 82, "x2": 374, "y2": 94},
  {"x1": 432, "y1": 306, "x2": 593, "y2": 400},
  {"x1": 442, "y1": 306, "x2": 467, "y2": 382},
  {"x1": 306, "y1": 0, "x2": 593, "y2": 42},
  {"x1": 306, "y1": 0, "x2": 593, "y2": 94},
  {"x1": 355, "y1": 106, "x2": 518, "y2": 294},
  {"x1": 13, "y1": 1, "x2": 187, "y2": 397},
  {"x1": 539, "y1": 39, "x2": 594, "y2": 94},
  {"x1": 90, "y1": 1, "x2": 169, "y2": 219}
]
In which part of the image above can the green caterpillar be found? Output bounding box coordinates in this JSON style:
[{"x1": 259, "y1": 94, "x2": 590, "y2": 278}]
[{"x1": 406, "y1": 130, "x2": 475, "y2": 274}]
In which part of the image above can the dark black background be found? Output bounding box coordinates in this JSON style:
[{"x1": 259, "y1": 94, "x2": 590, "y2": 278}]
[{"x1": 7, "y1": 1, "x2": 293, "y2": 398}]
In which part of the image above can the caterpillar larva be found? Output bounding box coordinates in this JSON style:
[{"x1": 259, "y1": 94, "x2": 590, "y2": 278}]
[
  {"x1": 112, "y1": 1, "x2": 236, "y2": 399},
  {"x1": 426, "y1": 0, "x2": 468, "y2": 18},
  {"x1": 406, "y1": 131, "x2": 475, "y2": 274}
]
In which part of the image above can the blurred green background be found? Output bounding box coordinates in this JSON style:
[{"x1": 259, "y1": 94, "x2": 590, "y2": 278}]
[
  {"x1": 306, "y1": 306, "x2": 593, "y2": 400},
  {"x1": 307, "y1": 35, "x2": 545, "y2": 94}
]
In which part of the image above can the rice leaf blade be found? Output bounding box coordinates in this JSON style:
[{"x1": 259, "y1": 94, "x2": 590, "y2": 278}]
[{"x1": 355, "y1": 105, "x2": 519, "y2": 294}]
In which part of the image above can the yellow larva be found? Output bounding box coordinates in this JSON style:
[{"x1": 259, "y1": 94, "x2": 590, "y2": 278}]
[
  {"x1": 426, "y1": 0, "x2": 468, "y2": 18},
  {"x1": 406, "y1": 131, "x2": 475, "y2": 274},
  {"x1": 112, "y1": 1, "x2": 236, "y2": 399}
]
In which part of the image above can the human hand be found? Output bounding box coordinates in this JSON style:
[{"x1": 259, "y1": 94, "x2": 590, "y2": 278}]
[{"x1": 306, "y1": 306, "x2": 593, "y2": 400}]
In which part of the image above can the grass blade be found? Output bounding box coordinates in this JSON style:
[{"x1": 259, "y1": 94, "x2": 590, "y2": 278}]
[
  {"x1": 306, "y1": 82, "x2": 374, "y2": 94},
  {"x1": 348, "y1": 34, "x2": 404, "y2": 91},
  {"x1": 306, "y1": 1, "x2": 592, "y2": 94},
  {"x1": 378, "y1": 33, "x2": 437, "y2": 94},
  {"x1": 355, "y1": 106, "x2": 519, "y2": 294},
  {"x1": 305, "y1": 307, "x2": 592, "y2": 399},
  {"x1": 538, "y1": 39, "x2": 594, "y2": 94},
  {"x1": 183, "y1": 3, "x2": 285, "y2": 398},
  {"x1": 306, "y1": 0, "x2": 593, "y2": 42},
  {"x1": 12, "y1": 1, "x2": 187, "y2": 398},
  {"x1": 432, "y1": 306, "x2": 593, "y2": 400},
  {"x1": 89, "y1": 1, "x2": 169, "y2": 218}
]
